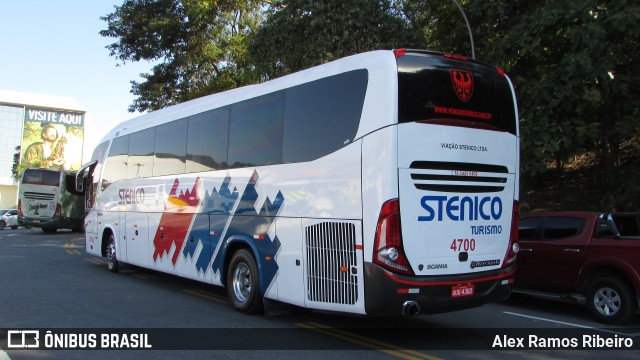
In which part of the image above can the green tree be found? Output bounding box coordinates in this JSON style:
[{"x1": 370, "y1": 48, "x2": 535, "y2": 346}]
[
  {"x1": 249, "y1": 0, "x2": 420, "y2": 79},
  {"x1": 466, "y1": 0, "x2": 640, "y2": 210},
  {"x1": 398, "y1": 0, "x2": 474, "y2": 57},
  {"x1": 101, "y1": 0, "x2": 267, "y2": 112}
]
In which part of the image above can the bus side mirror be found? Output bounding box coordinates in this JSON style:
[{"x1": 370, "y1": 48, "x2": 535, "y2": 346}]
[{"x1": 75, "y1": 161, "x2": 98, "y2": 194}]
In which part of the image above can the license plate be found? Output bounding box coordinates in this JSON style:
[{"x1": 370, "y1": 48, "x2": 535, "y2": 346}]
[
  {"x1": 33, "y1": 220, "x2": 40, "y2": 223},
  {"x1": 451, "y1": 284, "x2": 474, "y2": 298}
]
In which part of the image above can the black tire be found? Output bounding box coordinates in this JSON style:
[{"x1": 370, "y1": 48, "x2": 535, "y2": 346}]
[
  {"x1": 106, "y1": 234, "x2": 119, "y2": 273},
  {"x1": 10, "y1": 226, "x2": 18, "y2": 230},
  {"x1": 226, "y1": 249, "x2": 262, "y2": 314},
  {"x1": 0, "y1": 221, "x2": 5, "y2": 230},
  {"x1": 42, "y1": 227, "x2": 57, "y2": 233},
  {"x1": 586, "y1": 276, "x2": 636, "y2": 324}
]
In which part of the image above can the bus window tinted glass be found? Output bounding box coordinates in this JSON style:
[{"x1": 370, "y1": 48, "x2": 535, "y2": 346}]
[
  {"x1": 22, "y1": 169, "x2": 60, "y2": 186},
  {"x1": 127, "y1": 128, "x2": 155, "y2": 179},
  {"x1": 283, "y1": 70, "x2": 368, "y2": 163},
  {"x1": 102, "y1": 135, "x2": 129, "y2": 189},
  {"x1": 397, "y1": 52, "x2": 517, "y2": 135},
  {"x1": 228, "y1": 92, "x2": 284, "y2": 168},
  {"x1": 187, "y1": 107, "x2": 229, "y2": 172},
  {"x1": 154, "y1": 118, "x2": 187, "y2": 176}
]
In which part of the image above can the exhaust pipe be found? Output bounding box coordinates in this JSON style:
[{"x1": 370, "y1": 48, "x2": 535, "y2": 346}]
[{"x1": 402, "y1": 301, "x2": 420, "y2": 316}]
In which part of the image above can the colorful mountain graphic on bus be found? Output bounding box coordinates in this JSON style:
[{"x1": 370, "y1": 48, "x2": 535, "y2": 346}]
[
  {"x1": 182, "y1": 175, "x2": 238, "y2": 273},
  {"x1": 151, "y1": 171, "x2": 284, "y2": 293},
  {"x1": 179, "y1": 171, "x2": 284, "y2": 294},
  {"x1": 209, "y1": 171, "x2": 284, "y2": 292},
  {"x1": 152, "y1": 177, "x2": 201, "y2": 265}
]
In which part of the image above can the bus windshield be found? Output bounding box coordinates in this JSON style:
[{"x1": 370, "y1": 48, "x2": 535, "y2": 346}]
[{"x1": 22, "y1": 169, "x2": 61, "y2": 187}]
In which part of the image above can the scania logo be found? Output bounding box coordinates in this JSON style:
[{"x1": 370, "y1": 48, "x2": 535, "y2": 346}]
[
  {"x1": 450, "y1": 69, "x2": 474, "y2": 102},
  {"x1": 426, "y1": 263, "x2": 448, "y2": 270}
]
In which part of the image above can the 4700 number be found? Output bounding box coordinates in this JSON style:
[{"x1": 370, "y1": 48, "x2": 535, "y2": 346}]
[{"x1": 450, "y1": 238, "x2": 476, "y2": 252}]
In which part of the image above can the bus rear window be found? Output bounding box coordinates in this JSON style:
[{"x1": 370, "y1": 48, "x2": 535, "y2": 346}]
[
  {"x1": 397, "y1": 52, "x2": 517, "y2": 135},
  {"x1": 22, "y1": 169, "x2": 61, "y2": 186}
]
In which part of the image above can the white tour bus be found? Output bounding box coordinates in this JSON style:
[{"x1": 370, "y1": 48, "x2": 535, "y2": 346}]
[{"x1": 77, "y1": 49, "x2": 520, "y2": 316}]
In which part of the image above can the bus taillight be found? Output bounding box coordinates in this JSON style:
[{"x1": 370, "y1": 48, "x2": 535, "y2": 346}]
[
  {"x1": 503, "y1": 201, "x2": 519, "y2": 267},
  {"x1": 374, "y1": 199, "x2": 414, "y2": 276},
  {"x1": 54, "y1": 203, "x2": 62, "y2": 217},
  {"x1": 18, "y1": 199, "x2": 23, "y2": 216}
]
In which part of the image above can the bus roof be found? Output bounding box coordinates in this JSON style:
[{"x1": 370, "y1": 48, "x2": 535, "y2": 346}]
[{"x1": 99, "y1": 50, "x2": 399, "y2": 144}]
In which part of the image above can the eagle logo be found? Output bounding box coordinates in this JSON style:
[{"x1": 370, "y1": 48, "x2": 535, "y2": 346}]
[{"x1": 450, "y1": 69, "x2": 474, "y2": 102}]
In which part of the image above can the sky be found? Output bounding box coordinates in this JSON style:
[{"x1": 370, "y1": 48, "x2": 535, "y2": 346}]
[{"x1": 0, "y1": 0, "x2": 155, "y2": 158}]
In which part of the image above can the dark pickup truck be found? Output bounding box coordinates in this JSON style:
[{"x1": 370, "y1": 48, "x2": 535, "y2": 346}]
[{"x1": 515, "y1": 212, "x2": 640, "y2": 324}]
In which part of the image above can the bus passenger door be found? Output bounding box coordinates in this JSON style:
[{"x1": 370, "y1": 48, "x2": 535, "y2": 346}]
[
  {"x1": 275, "y1": 218, "x2": 304, "y2": 306},
  {"x1": 125, "y1": 212, "x2": 150, "y2": 267}
]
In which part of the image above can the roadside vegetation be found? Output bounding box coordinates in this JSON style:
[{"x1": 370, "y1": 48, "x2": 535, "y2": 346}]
[{"x1": 99, "y1": 0, "x2": 640, "y2": 212}]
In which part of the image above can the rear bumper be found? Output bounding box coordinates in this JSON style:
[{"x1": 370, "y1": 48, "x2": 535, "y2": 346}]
[
  {"x1": 19, "y1": 216, "x2": 82, "y2": 230},
  {"x1": 364, "y1": 262, "x2": 515, "y2": 316}
]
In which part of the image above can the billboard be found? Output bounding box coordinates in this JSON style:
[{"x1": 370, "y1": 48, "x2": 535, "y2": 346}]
[{"x1": 21, "y1": 107, "x2": 85, "y2": 171}]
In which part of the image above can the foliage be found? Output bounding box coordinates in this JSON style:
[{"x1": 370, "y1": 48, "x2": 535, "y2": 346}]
[
  {"x1": 249, "y1": 0, "x2": 420, "y2": 79},
  {"x1": 101, "y1": 0, "x2": 267, "y2": 112},
  {"x1": 465, "y1": 0, "x2": 640, "y2": 210},
  {"x1": 398, "y1": 0, "x2": 474, "y2": 57},
  {"x1": 11, "y1": 146, "x2": 21, "y2": 181},
  {"x1": 100, "y1": 0, "x2": 640, "y2": 210}
]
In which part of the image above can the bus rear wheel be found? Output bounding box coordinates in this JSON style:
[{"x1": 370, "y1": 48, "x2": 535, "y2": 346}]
[{"x1": 226, "y1": 249, "x2": 262, "y2": 314}]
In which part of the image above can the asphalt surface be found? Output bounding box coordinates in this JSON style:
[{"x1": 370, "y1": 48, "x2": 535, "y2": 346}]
[{"x1": 0, "y1": 228, "x2": 638, "y2": 359}]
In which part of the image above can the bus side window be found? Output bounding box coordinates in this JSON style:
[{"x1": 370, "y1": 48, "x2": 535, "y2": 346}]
[
  {"x1": 283, "y1": 69, "x2": 367, "y2": 163},
  {"x1": 186, "y1": 107, "x2": 230, "y2": 173},
  {"x1": 154, "y1": 118, "x2": 187, "y2": 177},
  {"x1": 102, "y1": 135, "x2": 129, "y2": 190},
  {"x1": 128, "y1": 128, "x2": 155, "y2": 179},
  {"x1": 228, "y1": 92, "x2": 284, "y2": 168}
]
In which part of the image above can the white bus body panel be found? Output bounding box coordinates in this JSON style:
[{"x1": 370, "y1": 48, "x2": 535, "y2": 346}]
[
  {"x1": 92, "y1": 141, "x2": 365, "y2": 313},
  {"x1": 398, "y1": 123, "x2": 518, "y2": 275}
]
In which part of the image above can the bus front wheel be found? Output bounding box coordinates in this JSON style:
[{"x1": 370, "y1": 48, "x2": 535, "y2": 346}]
[
  {"x1": 106, "y1": 235, "x2": 120, "y2": 273},
  {"x1": 226, "y1": 249, "x2": 262, "y2": 314}
]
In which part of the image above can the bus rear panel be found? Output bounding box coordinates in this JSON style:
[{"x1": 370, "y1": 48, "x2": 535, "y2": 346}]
[
  {"x1": 364, "y1": 50, "x2": 519, "y2": 316},
  {"x1": 19, "y1": 168, "x2": 84, "y2": 232}
]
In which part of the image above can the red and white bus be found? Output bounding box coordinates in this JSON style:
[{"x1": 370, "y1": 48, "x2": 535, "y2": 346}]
[{"x1": 77, "y1": 49, "x2": 520, "y2": 315}]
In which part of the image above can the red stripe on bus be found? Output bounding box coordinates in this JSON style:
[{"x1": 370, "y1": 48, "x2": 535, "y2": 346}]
[{"x1": 383, "y1": 268, "x2": 516, "y2": 286}]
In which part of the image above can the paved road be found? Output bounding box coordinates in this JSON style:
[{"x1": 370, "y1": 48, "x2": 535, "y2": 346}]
[{"x1": 0, "y1": 229, "x2": 638, "y2": 359}]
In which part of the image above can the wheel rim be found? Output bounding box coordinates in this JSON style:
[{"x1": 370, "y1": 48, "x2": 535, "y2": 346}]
[
  {"x1": 107, "y1": 241, "x2": 116, "y2": 269},
  {"x1": 593, "y1": 286, "x2": 621, "y2": 316},
  {"x1": 232, "y1": 262, "x2": 252, "y2": 303}
]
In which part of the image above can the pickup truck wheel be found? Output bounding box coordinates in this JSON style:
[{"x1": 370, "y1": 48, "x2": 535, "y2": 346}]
[{"x1": 586, "y1": 277, "x2": 636, "y2": 324}]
